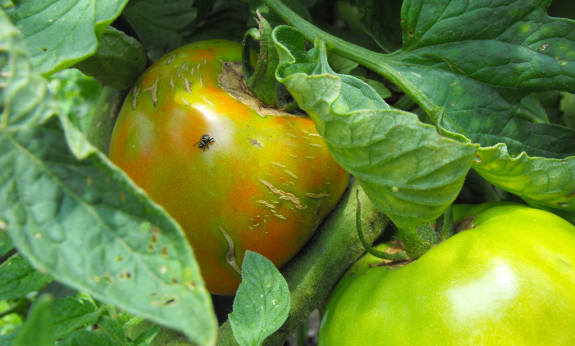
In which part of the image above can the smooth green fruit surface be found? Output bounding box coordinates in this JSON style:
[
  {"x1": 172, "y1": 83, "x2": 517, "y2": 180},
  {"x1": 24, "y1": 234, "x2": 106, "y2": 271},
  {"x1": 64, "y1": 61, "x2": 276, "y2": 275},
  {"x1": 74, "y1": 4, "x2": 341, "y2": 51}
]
[
  {"x1": 109, "y1": 40, "x2": 350, "y2": 295},
  {"x1": 319, "y1": 205, "x2": 575, "y2": 345}
]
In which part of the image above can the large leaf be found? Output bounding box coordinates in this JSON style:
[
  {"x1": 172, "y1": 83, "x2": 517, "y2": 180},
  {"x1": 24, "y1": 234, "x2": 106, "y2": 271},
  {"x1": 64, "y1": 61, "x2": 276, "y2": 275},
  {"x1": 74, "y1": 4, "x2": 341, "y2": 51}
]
[
  {"x1": 73, "y1": 26, "x2": 146, "y2": 90},
  {"x1": 0, "y1": 14, "x2": 217, "y2": 344},
  {"x1": 0, "y1": 10, "x2": 56, "y2": 131},
  {"x1": 0, "y1": 116, "x2": 217, "y2": 345},
  {"x1": 5, "y1": 0, "x2": 129, "y2": 76},
  {"x1": 274, "y1": 26, "x2": 478, "y2": 227},
  {"x1": 264, "y1": 0, "x2": 575, "y2": 216}
]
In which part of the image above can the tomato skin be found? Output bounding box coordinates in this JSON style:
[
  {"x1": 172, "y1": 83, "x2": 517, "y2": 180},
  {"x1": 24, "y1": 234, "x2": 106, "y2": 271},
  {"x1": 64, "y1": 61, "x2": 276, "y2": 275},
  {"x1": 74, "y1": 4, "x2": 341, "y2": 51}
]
[
  {"x1": 319, "y1": 205, "x2": 575, "y2": 345},
  {"x1": 109, "y1": 40, "x2": 350, "y2": 295}
]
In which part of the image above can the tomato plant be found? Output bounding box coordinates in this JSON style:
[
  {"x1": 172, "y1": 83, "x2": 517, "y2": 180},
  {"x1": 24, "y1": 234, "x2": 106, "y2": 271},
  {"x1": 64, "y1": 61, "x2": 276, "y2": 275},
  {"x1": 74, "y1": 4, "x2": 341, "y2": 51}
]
[
  {"x1": 319, "y1": 204, "x2": 575, "y2": 345},
  {"x1": 108, "y1": 39, "x2": 350, "y2": 295},
  {"x1": 2, "y1": 0, "x2": 575, "y2": 345}
]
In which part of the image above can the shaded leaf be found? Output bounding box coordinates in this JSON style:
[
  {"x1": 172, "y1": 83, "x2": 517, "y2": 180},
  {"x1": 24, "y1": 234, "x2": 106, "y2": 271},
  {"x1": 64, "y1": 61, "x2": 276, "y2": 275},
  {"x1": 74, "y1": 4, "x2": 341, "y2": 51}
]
[
  {"x1": 0, "y1": 253, "x2": 53, "y2": 300},
  {"x1": 351, "y1": 0, "x2": 403, "y2": 53},
  {"x1": 73, "y1": 27, "x2": 146, "y2": 90},
  {"x1": 52, "y1": 297, "x2": 104, "y2": 340},
  {"x1": 13, "y1": 294, "x2": 54, "y2": 346},
  {"x1": 0, "y1": 11, "x2": 56, "y2": 131},
  {"x1": 123, "y1": 0, "x2": 210, "y2": 62},
  {"x1": 48, "y1": 69, "x2": 103, "y2": 136},
  {"x1": 229, "y1": 251, "x2": 290, "y2": 346}
]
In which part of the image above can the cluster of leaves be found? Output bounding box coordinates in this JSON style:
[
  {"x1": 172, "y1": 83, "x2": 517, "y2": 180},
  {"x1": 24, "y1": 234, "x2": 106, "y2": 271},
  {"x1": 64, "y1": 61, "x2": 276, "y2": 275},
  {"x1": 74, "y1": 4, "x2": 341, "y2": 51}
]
[{"x1": 1, "y1": 0, "x2": 575, "y2": 345}]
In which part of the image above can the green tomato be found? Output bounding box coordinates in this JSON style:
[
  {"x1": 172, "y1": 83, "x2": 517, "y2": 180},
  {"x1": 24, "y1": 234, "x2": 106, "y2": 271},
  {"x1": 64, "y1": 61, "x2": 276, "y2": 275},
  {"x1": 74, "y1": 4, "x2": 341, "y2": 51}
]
[
  {"x1": 319, "y1": 205, "x2": 575, "y2": 345},
  {"x1": 109, "y1": 40, "x2": 350, "y2": 295}
]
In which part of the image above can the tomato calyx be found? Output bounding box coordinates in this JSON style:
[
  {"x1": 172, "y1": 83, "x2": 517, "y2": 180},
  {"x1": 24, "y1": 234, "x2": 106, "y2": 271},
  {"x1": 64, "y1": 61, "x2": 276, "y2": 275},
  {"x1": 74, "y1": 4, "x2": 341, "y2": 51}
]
[{"x1": 242, "y1": 11, "x2": 296, "y2": 109}]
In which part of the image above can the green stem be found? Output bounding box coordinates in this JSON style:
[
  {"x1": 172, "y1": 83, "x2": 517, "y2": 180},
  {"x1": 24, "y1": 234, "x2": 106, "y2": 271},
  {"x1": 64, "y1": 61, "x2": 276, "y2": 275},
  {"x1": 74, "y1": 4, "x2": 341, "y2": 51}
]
[
  {"x1": 355, "y1": 190, "x2": 409, "y2": 261},
  {"x1": 397, "y1": 226, "x2": 433, "y2": 259},
  {"x1": 217, "y1": 178, "x2": 389, "y2": 345},
  {"x1": 437, "y1": 207, "x2": 454, "y2": 241},
  {"x1": 263, "y1": 0, "x2": 445, "y2": 131}
]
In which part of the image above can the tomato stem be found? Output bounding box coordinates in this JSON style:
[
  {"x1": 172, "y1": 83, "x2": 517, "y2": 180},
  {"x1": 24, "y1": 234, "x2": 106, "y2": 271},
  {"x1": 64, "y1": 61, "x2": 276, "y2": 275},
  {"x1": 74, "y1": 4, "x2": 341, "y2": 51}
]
[{"x1": 356, "y1": 190, "x2": 409, "y2": 261}]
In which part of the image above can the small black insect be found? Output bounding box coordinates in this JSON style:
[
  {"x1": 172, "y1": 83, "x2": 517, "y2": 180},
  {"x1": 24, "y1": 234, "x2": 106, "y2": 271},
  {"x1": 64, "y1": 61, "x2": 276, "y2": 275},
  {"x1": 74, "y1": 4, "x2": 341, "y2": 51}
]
[{"x1": 194, "y1": 134, "x2": 215, "y2": 150}]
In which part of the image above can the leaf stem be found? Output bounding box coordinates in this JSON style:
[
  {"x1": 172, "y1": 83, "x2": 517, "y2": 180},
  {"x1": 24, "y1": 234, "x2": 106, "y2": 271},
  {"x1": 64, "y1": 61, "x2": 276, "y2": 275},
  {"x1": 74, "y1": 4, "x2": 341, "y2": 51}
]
[{"x1": 355, "y1": 190, "x2": 409, "y2": 261}]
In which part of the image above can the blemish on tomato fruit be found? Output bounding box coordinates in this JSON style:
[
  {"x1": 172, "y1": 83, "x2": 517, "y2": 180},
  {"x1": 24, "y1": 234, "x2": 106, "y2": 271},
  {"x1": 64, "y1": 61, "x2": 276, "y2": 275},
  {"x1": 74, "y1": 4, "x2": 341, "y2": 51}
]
[
  {"x1": 201, "y1": 94, "x2": 214, "y2": 107},
  {"x1": 259, "y1": 179, "x2": 308, "y2": 210},
  {"x1": 199, "y1": 73, "x2": 204, "y2": 86},
  {"x1": 256, "y1": 200, "x2": 276, "y2": 209},
  {"x1": 166, "y1": 54, "x2": 176, "y2": 65},
  {"x1": 285, "y1": 170, "x2": 299, "y2": 179},
  {"x1": 190, "y1": 68, "x2": 195, "y2": 76},
  {"x1": 182, "y1": 62, "x2": 188, "y2": 71},
  {"x1": 273, "y1": 213, "x2": 287, "y2": 220},
  {"x1": 131, "y1": 86, "x2": 140, "y2": 109},
  {"x1": 285, "y1": 133, "x2": 297, "y2": 138},
  {"x1": 181, "y1": 96, "x2": 190, "y2": 106},
  {"x1": 305, "y1": 192, "x2": 330, "y2": 198},
  {"x1": 271, "y1": 162, "x2": 286, "y2": 168},
  {"x1": 249, "y1": 138, "x2": 263, "y2": 147},
  {"x1": 218, "y1": 226, "x2": 242, "y2": 276},
  {"x1": 143, "y1": 79, "x2": 158, "y2": 107},
  {"x1": 310, "y1": 143, "x2": 323, "y2": 148},
  {"x1": 170, "y1": 77, "x2": 175, "y2": 91},
  {"x1": 184, "y1": 77, "x2": 193, "y2": 94}
]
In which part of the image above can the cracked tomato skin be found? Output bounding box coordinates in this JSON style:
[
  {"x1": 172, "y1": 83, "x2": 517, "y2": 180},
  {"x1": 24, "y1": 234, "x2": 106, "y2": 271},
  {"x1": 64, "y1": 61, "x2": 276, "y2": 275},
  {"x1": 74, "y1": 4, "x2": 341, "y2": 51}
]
[
  {"x1": 319, "y1": 205, "x2": 575, "y2": 345},
  {"x1": 109, "y1": 40, "x2": 350, "y2": 295}
]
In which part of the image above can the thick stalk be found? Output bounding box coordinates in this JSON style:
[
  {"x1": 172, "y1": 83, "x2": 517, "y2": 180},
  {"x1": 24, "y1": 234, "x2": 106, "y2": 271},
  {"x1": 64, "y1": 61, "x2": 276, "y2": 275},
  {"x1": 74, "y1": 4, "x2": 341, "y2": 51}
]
[{"x1": 217, "y1": 178, "x2": 389, "y2": 345}]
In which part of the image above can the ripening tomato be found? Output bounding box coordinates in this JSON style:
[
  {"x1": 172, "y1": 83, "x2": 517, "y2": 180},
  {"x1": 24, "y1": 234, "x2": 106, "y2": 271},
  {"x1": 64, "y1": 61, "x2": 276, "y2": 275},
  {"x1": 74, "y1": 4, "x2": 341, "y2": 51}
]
[
  {"x1": 319, "y1": 204, "x2": 575, "y2": 345},
  {"x1": 109, "y1": 40, "x2": 350, "y2": 295}
]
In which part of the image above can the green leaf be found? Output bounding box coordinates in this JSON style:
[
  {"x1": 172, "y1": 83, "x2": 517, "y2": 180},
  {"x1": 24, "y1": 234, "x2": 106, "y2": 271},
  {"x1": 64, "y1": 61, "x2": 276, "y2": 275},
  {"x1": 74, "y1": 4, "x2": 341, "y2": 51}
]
[
  {"x1": 0, "y1": 253, "x2": 53, "y2": 300},
  {"x1": 73, "y1": 27, "x2": 146, "y2": 90},
  {"x1": 274, "y1": 26, "x2": 478, "y2": 227},
  {"x1": 351, "y1": 0, "x2": 403, "y2": 53},
  {"x1": 0, "y1": 114, "x2": 217, "y2": 345},
  {"x1": 13, "y1": 294, "x2": 54, "y2": 346},
  {"x1": 0, "y1": 10, "x2": 57, "y2": 131},
  {"x1": 49, "y1": 69, "x2": 103, "y2": 136},
  {"x1": 2, "y1": 12, "x2": 216, "y2": 343},
  {"x1": 228, "y1": 251, "x2": 290, "y2": 346},
  {"x1": 473, "y1": 146, "x2": 575, "y2": 214},
  {"x1": 123, "y1": 0, "x2": 210, "y2": 62},
  {"x1": 5, "y1": 0, "x2": 129, "y2": 76},
  {"x1": 517, "y1": 94, "x2": 549, "y2": 124},
  {"x1": 560, "y1": 92, "x2": 575, "y2": 129},
  {"x1": 55, "y1": 329, "x2": 118, "y2": 346},
  {"x1": 263, "y1": 0, "x2": 575, "y2": 217},
  {"x1": 51, "y1": 297, "x2": 104, "y2": 340},
  {"x1": 94, "y1": 315, "x2": 127, "y2": 345},
  {"x1": 0, "y1": 228, "x2": 13, "y2": 258}
]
